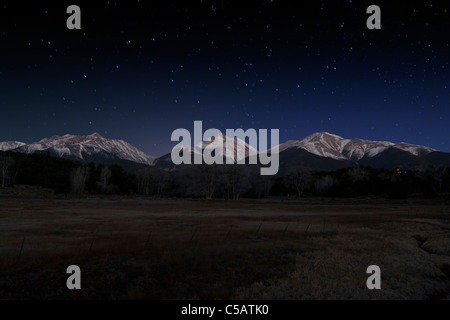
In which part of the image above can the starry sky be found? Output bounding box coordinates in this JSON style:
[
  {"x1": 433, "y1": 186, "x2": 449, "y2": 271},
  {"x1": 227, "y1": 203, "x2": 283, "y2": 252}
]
[{"x1": 0, "y1": 0, "x2": 448, "y2": 157}]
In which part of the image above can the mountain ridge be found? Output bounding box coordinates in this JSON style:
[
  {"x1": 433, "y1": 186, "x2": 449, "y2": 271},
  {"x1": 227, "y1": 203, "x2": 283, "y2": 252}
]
[
  {"x1": 1, "y1": 132, "x2": 449, "y2": 172},
  {"x1": 0, "y1": 133, "x2": 155, "y2": 167},
  {"x1": 275, "y1": 132, "x2": 436, "y2": 162}
]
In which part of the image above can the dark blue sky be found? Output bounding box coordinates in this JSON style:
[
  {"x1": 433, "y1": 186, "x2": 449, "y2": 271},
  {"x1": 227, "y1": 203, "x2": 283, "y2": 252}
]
[{"x1": 0, "y1": 0, "x2": 448, "y2": 157}]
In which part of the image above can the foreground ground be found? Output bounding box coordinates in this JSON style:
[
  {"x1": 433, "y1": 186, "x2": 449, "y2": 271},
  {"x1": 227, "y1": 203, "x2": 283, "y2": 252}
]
[{"x1": 1, "y1": 189, "x2": 450, "y2": 299}]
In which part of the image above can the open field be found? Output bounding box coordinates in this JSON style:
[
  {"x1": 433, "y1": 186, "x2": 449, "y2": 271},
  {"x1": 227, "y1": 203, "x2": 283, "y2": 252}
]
[{"x1": 1, "y1": 190, "x2": 450, "y2": 299}]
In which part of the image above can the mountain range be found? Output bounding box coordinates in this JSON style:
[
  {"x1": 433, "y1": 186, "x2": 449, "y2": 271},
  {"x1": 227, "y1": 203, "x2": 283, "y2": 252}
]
[
  {"x1": 1, "y1": 132, "x2": 450, "y2": 173},
  {"x1": 273, "y1": 132, "x2": 446, "y2": 173},
  {"x1": 0, "y1": 133, "x2": 154, "y2": 172},
  {"x1": 152, "y1": 133, "x2": 258, "y2": 168}
]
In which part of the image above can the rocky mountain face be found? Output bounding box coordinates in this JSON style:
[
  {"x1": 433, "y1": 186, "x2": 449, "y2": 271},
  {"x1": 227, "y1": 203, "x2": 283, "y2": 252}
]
[
  {"x1": 276, "y1": 132, "x2": 435, "y2": 161},
  {"x1": 0, "y1": 141, "x2": 26, "y2": 152},
  {"x1": 1, "y1": 133, "x2": 154, "y2": 167},
  {"x1": 2, "y1": 132, "x2": 449, "y2": 173},
  {"x1": 275, "y1": 132, "x2": 446, "y2": 173}
]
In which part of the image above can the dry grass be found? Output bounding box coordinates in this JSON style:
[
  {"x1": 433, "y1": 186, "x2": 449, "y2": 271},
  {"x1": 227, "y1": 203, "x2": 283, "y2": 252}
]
[{"x1": 0, "y1": 191, "x2": 449, "y2": 299}]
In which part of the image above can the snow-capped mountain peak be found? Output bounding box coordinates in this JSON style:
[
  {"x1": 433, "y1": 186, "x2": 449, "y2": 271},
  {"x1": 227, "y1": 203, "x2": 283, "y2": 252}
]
[
  {"x1": 0, "y1": 141, "x2": 26, "y2": 152},
  {"x1": 201, "y1": 133, "x2": 258, "y2": 161},
  {"x1": 278, "y1": 132, "x2": 348, "y2": 160},
  {"x1": 276, "y1": 132, "x2": 436, "y2": 161},
  {"x1": 9, "y1": 133, "x2": 154, "y2": 166},
  {"x1": 393, "y1": 142, "x2": 435, "y2": 156},
  {"x1": 173, "y1": 133, "x2": 258, "y2": 162},
  {"x1": 302, "y1": 132, "x2": 344, "y2": 143},
  {"x1": 88, "y1": 132, "x2": 102, "y2": 138}
]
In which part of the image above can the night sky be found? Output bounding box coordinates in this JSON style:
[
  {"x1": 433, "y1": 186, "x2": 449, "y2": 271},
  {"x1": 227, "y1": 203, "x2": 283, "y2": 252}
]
[{"x1": 0, "y1": 1, "x2": 448, "y2": 157}]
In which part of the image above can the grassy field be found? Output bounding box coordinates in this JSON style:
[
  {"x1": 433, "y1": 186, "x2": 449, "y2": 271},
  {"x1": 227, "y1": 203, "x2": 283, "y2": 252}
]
[{"x1": 1, "y1": 187, "x2": 450, "y2": 299}]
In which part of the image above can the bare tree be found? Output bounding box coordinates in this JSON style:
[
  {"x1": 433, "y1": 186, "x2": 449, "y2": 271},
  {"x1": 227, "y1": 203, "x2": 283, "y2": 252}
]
[
  {"x1": 137, "y1": 168, "x2": 151, "y2": 195},
  {"x1": 0, "y1": 156, "x2": 14, "y2": 188},
  {"x1": 137, "y1": 167, "x2": 169, "y2": 197},
  {"x1": 71, "y1": 167, "x2": 89, "y2": 194},
  {"x1": 348, "y1": 167, "x2": 369, "y2": 182},
  {"x1": 100, "y1": 166, "x2": 112, "y2": 193},
  {"x1": 194, "y1": 164, "x2": 221, "y2": 199},
  {"x1": 222, "y1": 165, "x2": 250, "y2": 200},
  {"x1": 176, "y1": 165, "x2": 220, "y2": 199},
  {"x1": 315, "y1": 175, "x2": 334, "y2": 195},
  {"x1": 251, "y1": 167, "x2": 272, "y2": 198},
  {"x1": 419, "y1": 166, "x2": 446, "y2": 194},
  {"x1": 285, "y1": 168, "x2": 312, "y2": 197},
  {"x1": 432, "y1": 167, "x2": 445, "y2": 193}
]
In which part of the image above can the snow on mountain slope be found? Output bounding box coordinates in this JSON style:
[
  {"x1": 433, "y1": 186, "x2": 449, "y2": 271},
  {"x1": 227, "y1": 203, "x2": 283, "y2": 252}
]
[
  {"x1": 200, "y1": 133, "x2": 258, "y2": 161},
  {"x1": 295, "y1": 132, "x2": 349, "y2": 160},
  {"x1": 340, "y1": 138, "x2": 394, "y2": 161},
  {"x1": 0, "y1": 141, "x2": 26, "y2": 151},
  {"x1": 3, "y1": 132, "x2": 438, "y2": 168},
  {"x1": 173, "y1": 133, "x2": 258, "y2": 162},
  {"x1": 275, "y1": 132, "x2": 435, "y2": 161},
  {"x1": 12, "y1": 133, "x2": 155, "y2": 165},
  {"x1": 393, "y1": 142, "x2": 435, "y2": 157}
]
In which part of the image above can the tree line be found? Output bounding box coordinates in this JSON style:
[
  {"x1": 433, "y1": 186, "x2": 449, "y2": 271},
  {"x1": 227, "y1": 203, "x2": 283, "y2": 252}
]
[{"x1": 1, "y1": 151, "x2": 450, "y2": 199}]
